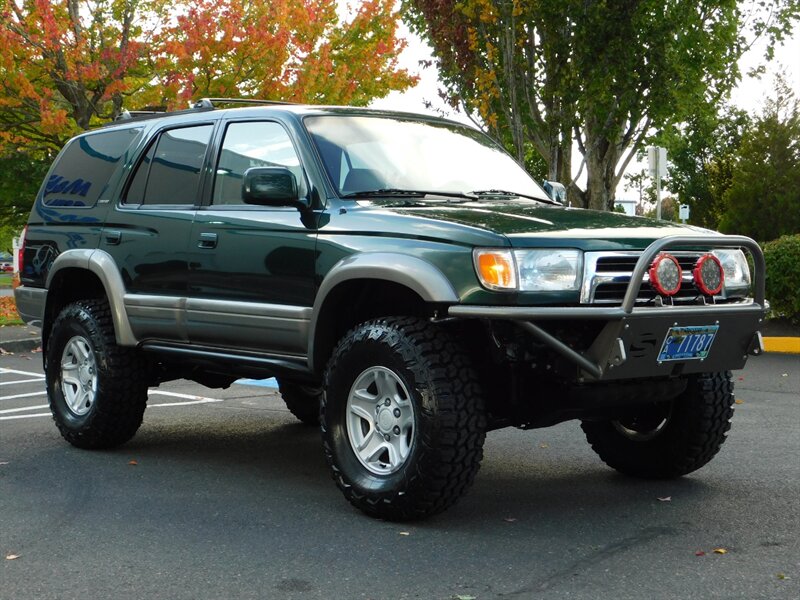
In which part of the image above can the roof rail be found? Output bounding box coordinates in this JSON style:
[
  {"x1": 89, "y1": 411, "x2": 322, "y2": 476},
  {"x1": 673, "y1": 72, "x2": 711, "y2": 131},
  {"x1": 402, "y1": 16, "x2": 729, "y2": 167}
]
[
  {"x1": 115, "y1": 109, "x2": 167, "y2": 121},
  {"x1": 192, "y1": 97, "x2": 296, "y2": 109}
]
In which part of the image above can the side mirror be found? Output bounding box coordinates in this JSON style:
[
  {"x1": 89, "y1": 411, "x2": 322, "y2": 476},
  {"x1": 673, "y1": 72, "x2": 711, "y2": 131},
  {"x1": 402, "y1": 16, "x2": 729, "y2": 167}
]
[
  {"x1": 242, "y1": 167, "x2": 303, "y2": 207},
  {"x1": 542, "y1": 180, "x2": 566, "y2": 204}
]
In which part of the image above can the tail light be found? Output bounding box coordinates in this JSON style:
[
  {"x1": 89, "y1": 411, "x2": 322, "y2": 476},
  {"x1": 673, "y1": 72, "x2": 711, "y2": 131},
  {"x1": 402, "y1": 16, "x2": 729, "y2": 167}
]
[
  {"x1": 648, "y1": 253, "x2": 682, "y2": 296},
  {"x1": 17, "y1": 225, "x2": 27, "y2": 276}
]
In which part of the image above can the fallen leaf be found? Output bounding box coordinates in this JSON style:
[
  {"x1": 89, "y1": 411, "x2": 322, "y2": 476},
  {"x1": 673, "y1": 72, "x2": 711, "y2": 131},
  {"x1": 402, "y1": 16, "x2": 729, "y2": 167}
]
[
  {"x1": 128, "y1": 460, "x2": 138, "y2": 466},
  {"x1": 454, "y1": 595, "x2": 476, "y2": 600},
  {"x1": 713, "y1": 548, "x2": 727, "y2": 554},
  {"x1": 737, "y1": 376, "x2": 744, "y2": 381},
  {"x1": 657, "y1": 496, "x2": 672, "y2": 502},
  {"x1": 695, "y1": 551, "x2": 706, "y2": 556},
  {"x1": 5, "y1": 554, "x2": 20, "y2": 560},
  {"x1": 735, "y1": 399, "x2": 744, "y2": 405},
  {"x1": 776, "y1": 573, "x2": 788, "y2": 580},
  {"x1": 0, "y1": 348, "x2": 11, "y2": 355},
  {"x1": 0, "y1": 461, "x2": 9, "y2": 466},
  {"x1": 503, "y1": 517, "x2": 517, "y2": 523},
  {"x1": 781, "y1": 373, "x2": 788, "y2": 377},
  {"x1": 539, "y1": 443, "x2": 549, "y2": 449},
  {"x1": 398, "y1": 531, "x2": 410, "y2": 536}
]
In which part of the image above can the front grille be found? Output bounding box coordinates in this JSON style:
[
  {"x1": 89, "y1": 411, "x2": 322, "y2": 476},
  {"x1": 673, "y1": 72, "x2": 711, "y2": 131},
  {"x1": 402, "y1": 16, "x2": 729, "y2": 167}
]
[{"x1": 582, "y1": 251, "x2": 707, "y2": 305}]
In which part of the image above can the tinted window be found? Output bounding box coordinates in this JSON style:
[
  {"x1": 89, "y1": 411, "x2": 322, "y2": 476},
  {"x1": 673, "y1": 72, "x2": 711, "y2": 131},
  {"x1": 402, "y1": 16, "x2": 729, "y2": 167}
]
[
  {"x1": 134, "y1": 125, "x2": 213, "y2": 205},
  {"x1": 213, "y1": 122, "x2": 305, "y2": 205},
  {"x1": 43, "y1": 127, "x2": 142, "y2": 207}
]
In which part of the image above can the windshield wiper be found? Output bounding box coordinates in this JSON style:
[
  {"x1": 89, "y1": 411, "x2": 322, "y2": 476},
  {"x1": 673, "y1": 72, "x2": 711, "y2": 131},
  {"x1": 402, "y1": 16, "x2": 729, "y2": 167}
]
[
  {"x1": 469, "y1": 189, "x2": 561, "y2": 206},
  {"x1": 341, "y1": 189, "x2": 474, "y2": 201}
]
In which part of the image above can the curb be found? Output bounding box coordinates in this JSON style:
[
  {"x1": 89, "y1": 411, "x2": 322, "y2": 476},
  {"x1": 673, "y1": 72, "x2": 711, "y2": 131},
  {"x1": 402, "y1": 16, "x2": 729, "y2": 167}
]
[
  {"x1": 0, "y1": 337, "x2": 41, "y2": 354},
  {"x1": 763, "y1": 337, "x2": 800, "y2": 355}
]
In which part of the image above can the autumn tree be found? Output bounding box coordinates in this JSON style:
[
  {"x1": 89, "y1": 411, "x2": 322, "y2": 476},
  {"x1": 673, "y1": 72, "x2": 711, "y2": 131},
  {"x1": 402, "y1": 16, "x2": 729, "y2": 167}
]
[
  {"x1": 157, "y1": 0, "x2": 415, "y2": 106},
  {"x1": 0, "y1": 0, "x2": 414, "y2": 226},
  {"x1": 404, "y1": 0, "x2": 800, "y2": 210}
]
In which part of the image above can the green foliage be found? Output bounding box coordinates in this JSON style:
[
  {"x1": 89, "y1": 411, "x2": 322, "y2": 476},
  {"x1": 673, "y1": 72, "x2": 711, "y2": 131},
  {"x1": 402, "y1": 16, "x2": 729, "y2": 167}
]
[
  {"x1": 763, "y1": 234, "x2": 800, "y2": 323},
  {"x1": 404, "y1": 0, "x2": 800, "y2": 211},
  {"x1": 718, "y1": 79, "x2": 800, "y2": 241},
  {"x1": 661, "y1": 106, "x2": 750, "y2": 230},
  {"x1": 0, "y1": 151, "x2": 51, "y2": 237}
]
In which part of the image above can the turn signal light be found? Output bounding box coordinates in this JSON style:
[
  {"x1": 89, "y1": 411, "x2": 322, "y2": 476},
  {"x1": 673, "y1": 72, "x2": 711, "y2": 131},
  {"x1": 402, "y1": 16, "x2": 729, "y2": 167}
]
[
  {"x1": 474, "y1": 249, "x2": 516, "y2": 290},
  {"x1": 693, "y1": 254, "x2": 724, "y2": 295},
  {"x1": 649, "y1": 253, "x2": 682, "y2": 296}
]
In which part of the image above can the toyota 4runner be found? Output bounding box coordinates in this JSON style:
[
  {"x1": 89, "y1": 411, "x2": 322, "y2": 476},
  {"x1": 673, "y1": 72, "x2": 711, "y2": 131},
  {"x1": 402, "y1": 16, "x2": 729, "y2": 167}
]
[{"x1": 14, "y1": 99, "x2": 767, "y2": 520}]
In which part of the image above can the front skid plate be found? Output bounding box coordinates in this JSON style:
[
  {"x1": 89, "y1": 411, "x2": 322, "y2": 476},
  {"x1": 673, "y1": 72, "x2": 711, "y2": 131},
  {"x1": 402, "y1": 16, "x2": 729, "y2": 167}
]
[{"x1": 584, "y1": 310, "x2": 763, "y2": 381}]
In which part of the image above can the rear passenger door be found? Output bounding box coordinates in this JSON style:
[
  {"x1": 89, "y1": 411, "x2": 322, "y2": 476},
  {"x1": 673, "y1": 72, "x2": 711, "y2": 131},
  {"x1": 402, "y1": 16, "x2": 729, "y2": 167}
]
[
  {"x1": 103, "y1": 122, "x2": 215, "y2": 342},
  {"x1": 186, "y1": 119, "x2": 318, "y2": 355}
]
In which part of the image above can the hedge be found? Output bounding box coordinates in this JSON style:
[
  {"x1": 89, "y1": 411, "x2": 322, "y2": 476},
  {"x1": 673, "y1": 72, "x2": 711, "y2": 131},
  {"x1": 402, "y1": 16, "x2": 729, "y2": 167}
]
[{"x1": 763, "y1": 233, "x2": 800, "y2": 324}]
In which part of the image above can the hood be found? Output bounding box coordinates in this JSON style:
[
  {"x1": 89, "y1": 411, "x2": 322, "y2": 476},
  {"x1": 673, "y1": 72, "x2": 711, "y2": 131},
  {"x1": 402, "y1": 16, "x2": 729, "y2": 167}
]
[{"x1": 375, "y1": 200, "x2": 719, "y2": 250}]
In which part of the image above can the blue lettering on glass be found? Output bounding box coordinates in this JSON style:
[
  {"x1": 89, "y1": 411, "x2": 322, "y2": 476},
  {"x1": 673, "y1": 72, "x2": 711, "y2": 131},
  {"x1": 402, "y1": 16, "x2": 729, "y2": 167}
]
[{"x1": 45, "y1": 175, "x2": 92, "y2": 198}]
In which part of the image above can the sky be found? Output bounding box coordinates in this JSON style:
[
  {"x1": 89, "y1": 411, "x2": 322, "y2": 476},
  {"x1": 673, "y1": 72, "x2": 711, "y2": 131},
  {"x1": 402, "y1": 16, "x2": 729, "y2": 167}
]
[{"x1": 368, "y1": 19, "x2": 800, "y2": 200}]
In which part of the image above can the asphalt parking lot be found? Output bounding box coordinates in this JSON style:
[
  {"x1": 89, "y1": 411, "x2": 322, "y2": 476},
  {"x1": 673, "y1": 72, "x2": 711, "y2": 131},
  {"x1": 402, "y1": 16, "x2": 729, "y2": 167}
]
[{"x1": 1, "y1": 350, "x2": 798, "y2": 600}]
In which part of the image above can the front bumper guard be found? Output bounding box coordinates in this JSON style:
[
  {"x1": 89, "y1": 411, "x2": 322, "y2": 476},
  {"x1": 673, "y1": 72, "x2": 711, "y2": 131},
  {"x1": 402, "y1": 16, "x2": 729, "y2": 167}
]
[{"x1": 448, "y1": 235, "x2": 767, "y2": 381}]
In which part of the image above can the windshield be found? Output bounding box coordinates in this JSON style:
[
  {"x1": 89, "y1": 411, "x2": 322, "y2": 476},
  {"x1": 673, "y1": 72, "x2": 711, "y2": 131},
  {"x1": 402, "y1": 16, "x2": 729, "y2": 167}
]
[{"x1": 304, "y1": 115, "x2": 549, "y2": 200}]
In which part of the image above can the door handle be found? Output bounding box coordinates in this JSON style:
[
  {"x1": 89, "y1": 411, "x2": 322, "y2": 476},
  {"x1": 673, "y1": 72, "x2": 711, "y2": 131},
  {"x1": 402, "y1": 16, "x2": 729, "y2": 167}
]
[
  {"x1": 105, "y1": 230, "x2": 121, "y2": 245},
  {"x1": 197, "y1": 232, "x2": 218, "y2": 249}
]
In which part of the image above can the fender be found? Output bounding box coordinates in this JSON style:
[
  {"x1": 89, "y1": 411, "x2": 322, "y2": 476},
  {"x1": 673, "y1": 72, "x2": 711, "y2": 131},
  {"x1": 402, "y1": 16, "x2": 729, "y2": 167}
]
[
  {"x1": 46, "y1": 249, "x2": 138, "y2": 346},
  {"x1": 307, "y1": 252, "x2": 459, "y2": 372}
]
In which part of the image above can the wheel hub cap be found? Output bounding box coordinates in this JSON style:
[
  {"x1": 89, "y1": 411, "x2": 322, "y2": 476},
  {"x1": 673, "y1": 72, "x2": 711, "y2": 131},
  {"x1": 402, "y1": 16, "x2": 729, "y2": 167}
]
[
  {"x1": 60, "y1": 336, "x2": 98, "y2": 417},
  {"x1": 346, "y1": 366, "x2": 415, "y2": 475}
]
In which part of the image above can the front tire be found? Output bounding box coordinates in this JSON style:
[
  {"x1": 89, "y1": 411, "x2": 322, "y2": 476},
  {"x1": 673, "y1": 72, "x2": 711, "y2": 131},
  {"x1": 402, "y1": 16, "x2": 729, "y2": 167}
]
[
  {"x1": 581, "y1": 372, "x2": 735, "y2": 478},
  {"x1": 321, "y1": 317, "x2": 486, "y2": 520},
  {"x1": 46, "y1": 299, "x2": 149, "y2": 449}
]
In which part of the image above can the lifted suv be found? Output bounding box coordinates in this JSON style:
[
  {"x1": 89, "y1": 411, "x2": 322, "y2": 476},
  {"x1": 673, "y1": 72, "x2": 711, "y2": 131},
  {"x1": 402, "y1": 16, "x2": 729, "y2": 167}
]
[{"x1": 15, "y1": 99, "x2": 766, "y2": 520}]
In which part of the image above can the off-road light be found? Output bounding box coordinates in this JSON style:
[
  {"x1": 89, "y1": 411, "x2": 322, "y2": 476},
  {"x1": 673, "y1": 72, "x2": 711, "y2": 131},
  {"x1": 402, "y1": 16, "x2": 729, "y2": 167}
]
[
  {"x1": 649, "y1": 253, "x2": 682, "y2": 296},
  {"x1": 693, "y1": 253, "x2": 724, "y2": 296}
]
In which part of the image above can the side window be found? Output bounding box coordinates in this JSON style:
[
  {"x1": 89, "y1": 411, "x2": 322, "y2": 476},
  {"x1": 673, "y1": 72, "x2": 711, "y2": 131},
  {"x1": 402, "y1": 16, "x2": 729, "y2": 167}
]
[
  {"x1": 43, "y1": 127, "x2": 142, "y2": 207},
  {"x1": 125, "y1": 124, "x2": 213, "y2": 205},
  {"x1": 213, "y1": 121, "x2": 306, "y2": 206}
]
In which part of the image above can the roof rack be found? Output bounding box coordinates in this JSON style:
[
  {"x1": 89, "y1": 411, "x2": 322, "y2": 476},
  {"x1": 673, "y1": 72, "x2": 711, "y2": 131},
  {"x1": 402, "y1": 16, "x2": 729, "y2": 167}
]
[
  {"x1": 192, "y1": 97, "x2": 296, "y2": 109},
  {"x1": 115, "y1": 109, "x2": 167, "y2": 121}
]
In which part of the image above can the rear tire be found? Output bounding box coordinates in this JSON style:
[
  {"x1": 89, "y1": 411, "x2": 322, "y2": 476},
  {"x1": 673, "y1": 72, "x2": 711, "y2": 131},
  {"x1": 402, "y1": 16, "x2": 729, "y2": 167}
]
[
  {"x1": 581, "y1": 372, "x2": 735, "y2": 478},
  {"x1": 278, "y1": 380, "x2": 321, "y2": 426},
  {"x1": 46, "y1": 299, "x2": 149, "y2": 449},
  {"x1": 321, "y1": 317, "x2": 486, "y2": 521}
]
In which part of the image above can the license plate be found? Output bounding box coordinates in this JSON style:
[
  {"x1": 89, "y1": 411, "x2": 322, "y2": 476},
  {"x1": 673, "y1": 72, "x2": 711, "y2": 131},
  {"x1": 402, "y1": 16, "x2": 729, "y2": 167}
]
[{"x1": 657, "y1": 325, "x2": 719, "y2": 362}]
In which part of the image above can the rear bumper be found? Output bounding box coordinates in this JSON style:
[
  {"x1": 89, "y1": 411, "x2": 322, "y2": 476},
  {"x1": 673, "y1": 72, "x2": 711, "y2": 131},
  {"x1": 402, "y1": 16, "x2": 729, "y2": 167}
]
[
  {"x1": 448, "y1": 234, "x2": 767, "y2": 381},
  {"x1": 13, "y1": 286, "x2": 46, "y2": 327}
]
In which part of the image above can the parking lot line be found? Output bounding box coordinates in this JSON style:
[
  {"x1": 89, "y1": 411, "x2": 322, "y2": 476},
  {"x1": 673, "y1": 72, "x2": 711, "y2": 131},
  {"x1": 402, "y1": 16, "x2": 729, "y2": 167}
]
[
  {"x1": 0, "y1": 378, "x2": 46, "y2": 386},
  {"x1": 0, "y1": 391, "x2": 47, "y2": 401},
  {"x1": 0, "y1": 368, "x2": 46, "y2": 378},
  {"x1": 0, "y1": 412, "x2": 51, "y2": 420},
  {"x1": 0, "y1": 404, "x2": 48, "y2": 414}
]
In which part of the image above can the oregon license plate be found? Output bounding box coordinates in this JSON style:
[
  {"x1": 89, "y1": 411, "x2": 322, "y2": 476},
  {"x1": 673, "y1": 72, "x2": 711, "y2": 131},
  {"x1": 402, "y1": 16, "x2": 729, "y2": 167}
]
[{"x1": 657, "y1": 325, "x2": 719, "y2": 362}]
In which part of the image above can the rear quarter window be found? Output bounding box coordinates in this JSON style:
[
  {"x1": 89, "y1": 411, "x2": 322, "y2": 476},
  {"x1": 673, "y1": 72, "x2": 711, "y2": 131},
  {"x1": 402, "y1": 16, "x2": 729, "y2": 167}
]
[{"x1": 42, "y1": 127, "x2": 142, "y2": 207}]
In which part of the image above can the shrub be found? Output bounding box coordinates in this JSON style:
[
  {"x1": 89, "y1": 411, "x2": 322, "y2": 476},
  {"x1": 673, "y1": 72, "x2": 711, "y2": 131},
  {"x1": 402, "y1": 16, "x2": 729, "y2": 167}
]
[{"x1": 763, "y1": 234, "x2": 800, "y2": 324}]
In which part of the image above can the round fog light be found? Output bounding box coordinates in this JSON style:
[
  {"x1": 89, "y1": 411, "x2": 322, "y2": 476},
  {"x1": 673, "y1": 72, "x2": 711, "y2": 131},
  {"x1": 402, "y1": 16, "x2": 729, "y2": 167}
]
[
  {"x1": 649, "y1": 253, "x2": 682, "y2": 296},
  {"x1": 693, "y1": 254, "x2": 724, "y2": 295}
]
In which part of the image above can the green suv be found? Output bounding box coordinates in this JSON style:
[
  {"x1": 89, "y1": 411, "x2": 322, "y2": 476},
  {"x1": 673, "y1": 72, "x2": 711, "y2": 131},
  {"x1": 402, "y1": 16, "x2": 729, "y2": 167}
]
[{"x1": 14, "y1": 100, "x2": 766, "y2": 520}]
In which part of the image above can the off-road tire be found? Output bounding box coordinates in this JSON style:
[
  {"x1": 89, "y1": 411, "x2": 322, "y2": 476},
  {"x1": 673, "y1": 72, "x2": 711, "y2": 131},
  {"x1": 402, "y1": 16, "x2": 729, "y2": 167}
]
[
  {"x1": 278, "y1": 380, "x2": 322, "y2": 426},
  {"x1": 46, "y1": 299, "x2": 149, "y2": 449},
  {"x1": 321, "y1": 317, "x2": 486, "y2": 521},
  {"x1": 581, "y1": 372, "x2": 735, "y2": 478}
]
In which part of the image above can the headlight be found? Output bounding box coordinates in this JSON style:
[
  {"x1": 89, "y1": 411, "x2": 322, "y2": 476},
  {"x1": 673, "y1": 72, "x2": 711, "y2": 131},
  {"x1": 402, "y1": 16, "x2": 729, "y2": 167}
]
[
  {"x1": 473, "y1": 248, "x2": 582, "y2": 291},
  {"x1": 712, "y1": 249, "x2": 751, "y2": 297}
]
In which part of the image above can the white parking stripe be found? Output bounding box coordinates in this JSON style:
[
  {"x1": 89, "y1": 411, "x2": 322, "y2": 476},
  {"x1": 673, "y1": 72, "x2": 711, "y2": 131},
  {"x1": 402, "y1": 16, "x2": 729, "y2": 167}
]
[
  {"x1": 0, "y1": 413, "x2": 51, "y2": 420},
  {"x1": 0, "y1": 368, "x2": 45, "y2": 377},
  {"x1": 148, "y1": 390, "x2": 219, "y2": 401},
  {"x1": 0, "y1": 378, "x2": 45, "y2": 386},
  {"x1": 0, "y1": 404, "x2": 48, "y2": 414},
  {"x1": 0, "y1": 391, "x2": 47, "y2": 401}
]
